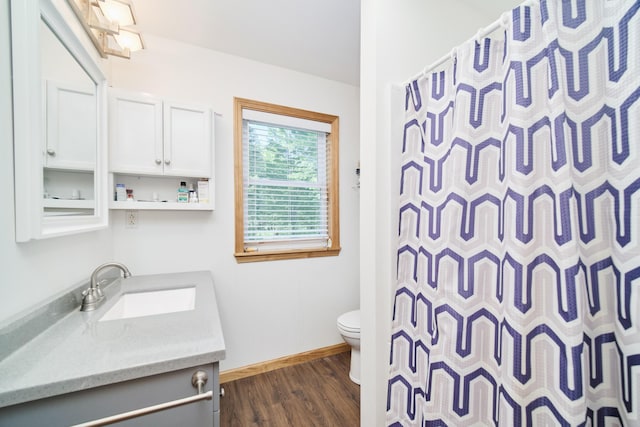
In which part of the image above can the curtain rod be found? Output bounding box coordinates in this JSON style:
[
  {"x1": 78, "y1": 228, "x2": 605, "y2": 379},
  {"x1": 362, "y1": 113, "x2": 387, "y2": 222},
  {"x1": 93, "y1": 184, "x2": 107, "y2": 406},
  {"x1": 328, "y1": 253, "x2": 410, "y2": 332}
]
[{"x1": 401, "y1": 0, "x2": 536, "y2": 86}]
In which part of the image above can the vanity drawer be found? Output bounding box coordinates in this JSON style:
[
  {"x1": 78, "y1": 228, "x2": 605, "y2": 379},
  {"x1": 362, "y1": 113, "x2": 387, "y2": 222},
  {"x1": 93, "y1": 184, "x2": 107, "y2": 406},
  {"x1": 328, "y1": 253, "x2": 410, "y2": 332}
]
[{"x1": 0, "y1": 363, "x2": 220, "y2": 427}]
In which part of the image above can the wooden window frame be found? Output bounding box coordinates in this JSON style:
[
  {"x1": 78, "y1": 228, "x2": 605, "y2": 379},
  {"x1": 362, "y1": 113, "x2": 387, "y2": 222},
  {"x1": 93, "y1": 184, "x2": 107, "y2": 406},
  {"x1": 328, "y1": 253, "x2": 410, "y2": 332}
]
[{"x1": 233, "y1": 97, "x2": 341, "y2": 263}]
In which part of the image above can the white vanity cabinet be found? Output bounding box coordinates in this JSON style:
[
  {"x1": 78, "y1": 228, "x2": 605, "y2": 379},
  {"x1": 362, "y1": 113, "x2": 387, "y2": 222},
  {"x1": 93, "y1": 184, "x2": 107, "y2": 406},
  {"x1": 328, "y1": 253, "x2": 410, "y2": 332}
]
[
  {"x1": 108, "y1": 88, "x2": 215, "y2": 210},
  {"x1": 0, "y1": 364, "x2": 220, "y2": 427}
]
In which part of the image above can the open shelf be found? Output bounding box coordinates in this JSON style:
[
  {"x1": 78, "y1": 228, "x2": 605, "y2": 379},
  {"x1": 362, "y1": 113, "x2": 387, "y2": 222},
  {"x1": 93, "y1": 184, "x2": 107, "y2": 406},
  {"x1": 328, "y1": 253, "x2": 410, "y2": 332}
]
[
  {"x1": 109, "y1": 201, "x2": 213, "y2": 211},
  {"x1": 43, "y1": 198, "x2": 94, "y2": 209},
  {"x1": 109, "y1": 173, "x2": 214, "y2": 211}
]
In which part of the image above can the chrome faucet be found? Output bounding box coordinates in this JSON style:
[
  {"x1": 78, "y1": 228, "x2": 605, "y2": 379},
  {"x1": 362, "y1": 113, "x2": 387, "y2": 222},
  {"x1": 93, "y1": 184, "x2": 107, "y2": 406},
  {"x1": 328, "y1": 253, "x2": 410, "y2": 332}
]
[{"x1": 80, "y1": 262, "x2": 132, "y2": 312}]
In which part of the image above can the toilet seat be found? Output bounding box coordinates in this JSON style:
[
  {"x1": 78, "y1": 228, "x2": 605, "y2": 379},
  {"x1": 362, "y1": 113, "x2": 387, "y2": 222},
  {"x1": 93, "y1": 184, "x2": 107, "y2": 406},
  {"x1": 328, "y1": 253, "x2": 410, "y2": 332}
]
[{"x1": 337, "y1": 310, "x2": 360, "y2": 333}]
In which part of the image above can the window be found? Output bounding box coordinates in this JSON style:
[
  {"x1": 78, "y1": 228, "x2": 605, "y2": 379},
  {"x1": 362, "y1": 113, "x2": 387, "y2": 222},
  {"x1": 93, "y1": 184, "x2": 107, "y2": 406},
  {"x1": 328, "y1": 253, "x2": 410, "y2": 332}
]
[{"x1": 234, "y1": 98, "x2": 340, "y2": 262}]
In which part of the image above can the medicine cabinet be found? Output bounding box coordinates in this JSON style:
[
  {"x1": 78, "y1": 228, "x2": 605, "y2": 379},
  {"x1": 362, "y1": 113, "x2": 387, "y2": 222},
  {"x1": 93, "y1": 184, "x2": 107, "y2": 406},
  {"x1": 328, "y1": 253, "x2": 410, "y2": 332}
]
[
  {"x1": 11, "y1": 0, "x2": 108, "y2": 241},
  {"x1": 109, "y1": 89, "x2": 213, "y2": 178},
  {"x1": 108, "y1": 88, "x2": 215, "y2": 211}
]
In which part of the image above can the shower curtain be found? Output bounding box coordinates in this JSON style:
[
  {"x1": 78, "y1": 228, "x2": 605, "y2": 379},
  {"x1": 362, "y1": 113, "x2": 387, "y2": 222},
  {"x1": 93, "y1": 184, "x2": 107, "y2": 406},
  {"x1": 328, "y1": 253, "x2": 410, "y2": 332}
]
[{"x1": 387, "y1": 0, "x2": 640, "y2": 425}]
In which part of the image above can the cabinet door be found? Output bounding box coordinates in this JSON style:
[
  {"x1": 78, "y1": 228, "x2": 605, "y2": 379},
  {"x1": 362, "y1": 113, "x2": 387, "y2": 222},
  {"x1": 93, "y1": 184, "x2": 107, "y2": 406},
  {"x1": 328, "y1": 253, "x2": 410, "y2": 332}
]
[
  {"x1": 45, "y1": 80, "x2": 96, "y2": 170},
  {"x1": 109, "y1": 89, "x2": 163, "y2": 175},
  {"x1": 163, "y1": 102, "x2": 212, "y2": 178},
  {"x1": 0, "y1": 364, "x2": 218, "y2": 427}
]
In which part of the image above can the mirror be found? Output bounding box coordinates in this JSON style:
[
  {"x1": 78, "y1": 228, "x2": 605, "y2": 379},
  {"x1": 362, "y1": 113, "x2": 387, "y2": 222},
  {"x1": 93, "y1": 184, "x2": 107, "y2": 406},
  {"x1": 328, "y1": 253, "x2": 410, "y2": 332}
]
[
  {"x1": 11, "y1": 0, "x2": 108, "y2": 241},
  {"x1": 41, "y1": 17, "x2": 97, "y2": 217}
]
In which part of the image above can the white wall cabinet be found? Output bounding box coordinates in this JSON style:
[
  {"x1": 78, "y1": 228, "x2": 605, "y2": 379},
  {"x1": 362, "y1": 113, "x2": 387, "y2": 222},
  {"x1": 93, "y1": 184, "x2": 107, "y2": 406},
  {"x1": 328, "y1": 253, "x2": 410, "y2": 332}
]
[
  {"x1": 109, "y1": 89, "x2": 212, "y2": 178},
  {"x1": 108, "y1": 89, "x2": 163, "y2": 176},
  {"x1": 45, "y1": 80, "x2": 96, "y2": 171},
  {"x1": 163, "y1": 102, "x2": 212, "y2": 177},
  {"x1": 108, "y1": 88, "x2": 214, "y2": 210},
  {"x1": 12, "y1": 0, "x2": 109, "y2": 241},
  {"x1": 42, "y1": 80, "x2": 97, "y2": 213}
]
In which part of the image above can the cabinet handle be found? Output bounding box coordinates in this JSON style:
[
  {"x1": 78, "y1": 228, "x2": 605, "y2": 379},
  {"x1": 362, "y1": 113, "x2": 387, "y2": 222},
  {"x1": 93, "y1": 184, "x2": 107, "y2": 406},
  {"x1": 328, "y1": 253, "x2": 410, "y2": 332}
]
[
  {"x1": 155, "y1": 159, "x2": 162, "y2": 165},
  {"x1": 71, "y1": 370, "x2": 213, "y2": 427},
  {"x1": 46, "y1": 149, "x2": 56, "y2": 156},
  {"x1": 164, "y1": 159, "x2": 171, "y2": 165}
]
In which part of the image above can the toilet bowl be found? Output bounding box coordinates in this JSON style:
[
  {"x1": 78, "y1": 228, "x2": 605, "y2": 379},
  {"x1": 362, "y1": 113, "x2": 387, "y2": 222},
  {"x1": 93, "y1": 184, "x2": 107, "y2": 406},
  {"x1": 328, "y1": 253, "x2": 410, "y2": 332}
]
[{"x1": 337, "y1": 309, "x2": 360, "y2": 384}]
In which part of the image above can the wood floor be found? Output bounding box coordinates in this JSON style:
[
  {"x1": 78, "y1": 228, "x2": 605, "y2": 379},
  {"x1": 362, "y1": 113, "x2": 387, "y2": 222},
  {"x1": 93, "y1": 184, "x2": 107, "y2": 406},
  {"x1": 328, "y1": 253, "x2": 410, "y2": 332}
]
[{"x1": 220, "y1": 351, "x2": 360, "y2": 426}]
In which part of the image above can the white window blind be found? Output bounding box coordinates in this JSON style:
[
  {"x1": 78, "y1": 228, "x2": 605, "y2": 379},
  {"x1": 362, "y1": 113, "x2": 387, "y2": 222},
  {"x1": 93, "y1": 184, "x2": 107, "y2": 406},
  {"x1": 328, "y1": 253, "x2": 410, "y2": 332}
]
[{"x1": 242, "y1": 113, "x2": 330, "y2": 251}]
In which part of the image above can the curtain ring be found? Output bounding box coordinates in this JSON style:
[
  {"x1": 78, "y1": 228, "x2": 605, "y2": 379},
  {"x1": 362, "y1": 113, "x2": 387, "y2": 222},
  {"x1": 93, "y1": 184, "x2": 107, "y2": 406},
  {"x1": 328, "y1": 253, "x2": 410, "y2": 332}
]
[
  {"x1": 474, "y1": 29, "x2": 483, "y2": 43},
  {"x1": 500, "y1": 12, "x2": 509, "y2": 29}
]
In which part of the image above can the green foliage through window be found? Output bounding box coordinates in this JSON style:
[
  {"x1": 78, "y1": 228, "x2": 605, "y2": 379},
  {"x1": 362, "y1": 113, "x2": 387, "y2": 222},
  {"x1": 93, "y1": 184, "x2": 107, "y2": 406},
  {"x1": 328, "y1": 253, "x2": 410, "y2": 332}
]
[
  {"x1": 234, "y1": 97, "x2": 339, "y2": 261},
  {"x1": 244, "y1": 121, "x2": 328, "y2": 242}
]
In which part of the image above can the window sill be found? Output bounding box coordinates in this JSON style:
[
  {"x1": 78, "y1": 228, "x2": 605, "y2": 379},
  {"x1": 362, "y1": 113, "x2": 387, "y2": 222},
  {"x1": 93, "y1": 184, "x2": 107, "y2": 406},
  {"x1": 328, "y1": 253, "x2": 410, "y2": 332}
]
[{"x1": 234, "y1": 247, "x2": 341, "y2": 263}]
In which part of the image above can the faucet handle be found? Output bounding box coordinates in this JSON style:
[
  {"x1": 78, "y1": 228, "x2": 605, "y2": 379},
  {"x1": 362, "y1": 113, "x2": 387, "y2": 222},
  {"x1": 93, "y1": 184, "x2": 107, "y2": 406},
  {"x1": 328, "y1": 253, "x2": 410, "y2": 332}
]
[
  {"x1": 80, "y1": 287, "x2": 101, "y2": 311},
  {"x1": 94, "y1": 279, "x2": 108, "y2": 299}
]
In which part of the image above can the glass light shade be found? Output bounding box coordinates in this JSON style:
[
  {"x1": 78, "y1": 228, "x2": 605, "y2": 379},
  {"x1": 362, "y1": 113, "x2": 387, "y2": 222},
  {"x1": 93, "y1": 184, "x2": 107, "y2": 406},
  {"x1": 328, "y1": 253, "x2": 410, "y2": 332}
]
[
  {"x1": 113, "y1": 28, "x2": 144, "y2": 52},
  {"x1": 98, "y1": 0, "x2": 136, "y2": 27}
]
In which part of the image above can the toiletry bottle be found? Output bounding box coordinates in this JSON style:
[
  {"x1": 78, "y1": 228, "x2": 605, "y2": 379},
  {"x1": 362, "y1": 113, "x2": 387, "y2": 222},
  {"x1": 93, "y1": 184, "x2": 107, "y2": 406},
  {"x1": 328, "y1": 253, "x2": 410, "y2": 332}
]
[
  {"x1": 116, "y1": 183, "x2": 126, "y2": 201},
  {"x1": 197, "y1": 179, "x2": 209, "y2": 203},
  {"x1": 188, "y1": 184, "x2": 198, "y2": 203},
  {"x1": 177, "y1": 181, "x2": 189, "y2": 203}
]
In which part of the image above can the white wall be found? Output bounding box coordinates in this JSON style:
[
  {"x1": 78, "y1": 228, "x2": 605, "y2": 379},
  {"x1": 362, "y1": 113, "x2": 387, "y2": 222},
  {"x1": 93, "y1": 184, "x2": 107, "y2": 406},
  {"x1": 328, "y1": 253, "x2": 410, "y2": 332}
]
[
  {"x1": 107, "y1": 35, "x2": 361, "y2": 371},
  {"x1": 359, "y1": 0, "x2": 524, "y2": 424},
  {"x1": 0, "y1": 0, "x2": 113, "y2": 325}
]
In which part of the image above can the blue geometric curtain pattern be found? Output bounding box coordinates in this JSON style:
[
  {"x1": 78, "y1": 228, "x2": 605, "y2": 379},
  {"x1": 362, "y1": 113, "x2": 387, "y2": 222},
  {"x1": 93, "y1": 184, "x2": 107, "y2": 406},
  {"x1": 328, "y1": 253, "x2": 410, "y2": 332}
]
[{"x1": 387, "y1": 0, "x2": 640, "y2": 425}]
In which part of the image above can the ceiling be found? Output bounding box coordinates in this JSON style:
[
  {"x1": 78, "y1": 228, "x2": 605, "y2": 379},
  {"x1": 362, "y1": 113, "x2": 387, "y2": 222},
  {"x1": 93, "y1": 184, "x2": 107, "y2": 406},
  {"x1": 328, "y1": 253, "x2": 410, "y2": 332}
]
[
  {"x1": 131, "y1": 1, "x2": 526, "y2": 88},
  {"x1": 132, "y1": 0, "x2": 361, "y2": 86}
]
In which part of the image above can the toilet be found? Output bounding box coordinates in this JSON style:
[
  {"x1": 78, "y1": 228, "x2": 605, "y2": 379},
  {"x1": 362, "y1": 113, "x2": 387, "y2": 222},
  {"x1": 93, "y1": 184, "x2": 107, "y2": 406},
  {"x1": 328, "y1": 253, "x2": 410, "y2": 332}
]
[{"x1": 337, "y1": 309, "x2": 361, "y2": 384}]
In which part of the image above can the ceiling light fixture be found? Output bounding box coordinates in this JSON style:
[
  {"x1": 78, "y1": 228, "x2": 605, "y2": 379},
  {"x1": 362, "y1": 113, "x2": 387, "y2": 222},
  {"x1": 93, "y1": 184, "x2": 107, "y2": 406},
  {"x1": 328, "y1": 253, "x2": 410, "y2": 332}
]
[
  {"x1": 67, "y1": 0, "x2": 145, "y2": 59},
  {"x1": 97, "y1": 0, "x2": 136, "y2": 27}
]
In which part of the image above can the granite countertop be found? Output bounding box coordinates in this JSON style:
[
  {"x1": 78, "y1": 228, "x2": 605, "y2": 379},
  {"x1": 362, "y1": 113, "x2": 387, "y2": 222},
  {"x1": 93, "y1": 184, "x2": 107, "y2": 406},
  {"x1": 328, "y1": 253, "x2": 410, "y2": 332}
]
[{"x1": 0, "y1": 270, "x2": 226, "y2": 408}]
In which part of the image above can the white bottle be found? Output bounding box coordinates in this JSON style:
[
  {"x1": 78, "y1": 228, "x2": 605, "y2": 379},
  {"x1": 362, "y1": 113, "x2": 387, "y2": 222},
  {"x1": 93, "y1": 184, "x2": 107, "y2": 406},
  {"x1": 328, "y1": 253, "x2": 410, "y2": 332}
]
[
  {"x1": 197, "y1": 179, "x2": 209, "y2": 204},
  {"x1": 188, "y1": 184, "x2": 198, "y2": 203}
]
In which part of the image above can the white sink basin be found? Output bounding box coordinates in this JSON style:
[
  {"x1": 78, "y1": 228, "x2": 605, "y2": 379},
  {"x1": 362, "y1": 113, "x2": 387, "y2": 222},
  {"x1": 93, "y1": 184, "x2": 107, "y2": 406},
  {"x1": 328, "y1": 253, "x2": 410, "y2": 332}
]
[{"x1": 99, "y1": 286, "x2": 196, "y2": 322}]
